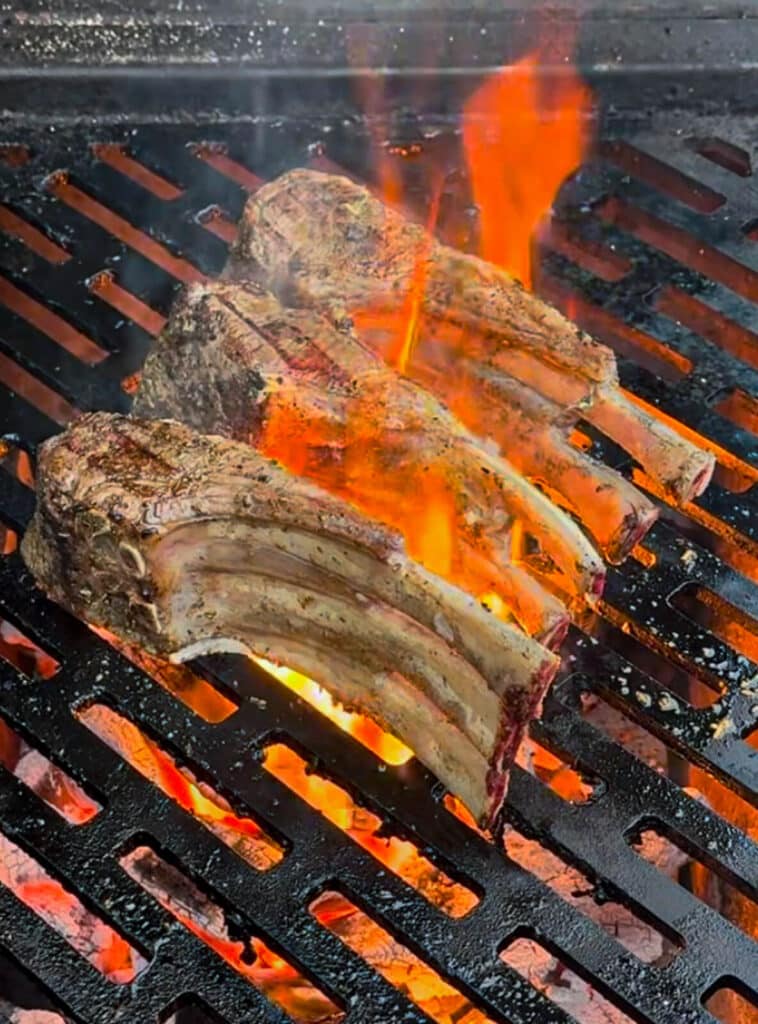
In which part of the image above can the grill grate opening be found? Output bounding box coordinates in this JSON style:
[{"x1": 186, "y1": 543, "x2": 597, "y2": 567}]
[
  {"x1": 79, "y1": 702, "x2": 285, "y2": 872},
  {"x1": 713, "y1": 388, "x2": 758, "y2": 437},
  {"x1": 520, "y1": 735, "x2": 599, "y2": 804},
  {"x1": 0, "y1": 617, "x2": 59, "y2": 680},
  {"x1": 263, "y1": 742, "x2": 479, "y2": 918},
  {"x1": 703, "y1": 978, "x2": 758, "y2": 1024},
  {"x1": 499, "y1": 930, "x2": 640, "y2": 1024},
  {"x1": 503, "y1": 826, "x2": 683, "y2": 966},
  {"x1": 0, "y1": 828, "x2": 149, "y2": 983},
  {"x1": 690, "y1": 138, "x2": 753, "y2": 179},
  {"x1": 0, "y1": 945, "x2": 76, "y2": 1022},
  {"x1": 255, "y1": 657, "x2": 413, "y2": 766},
  {"x1": 668, "y1": 583, "x2": 758, "y2": 669},
  {"x1": 0, "y1": 712, "x2": 100, "y2": 824},
  {"x1": 123, "y1": 842, "x2": 344, "y2": 1024},
  {"x1": 160, "y1": 994, "x2": 227, "y2": 1024},
  {"x1": 588, "y1": 618, "x2": 721, "y2": 708},
  {"x1": 0, "y1": 113, "x2": 754, "y2": 1021},
  {"x1": 628, "y1": 822, "x2": 758, "y2": 939},
  {"x1": 311, "y1": 887, "x2": 497, "y2": 1024}
]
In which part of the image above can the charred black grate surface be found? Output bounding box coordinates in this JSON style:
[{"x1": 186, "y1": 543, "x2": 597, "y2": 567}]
[{"x1": 0, "y1": 117, "x2": 755, "y2": 1023}]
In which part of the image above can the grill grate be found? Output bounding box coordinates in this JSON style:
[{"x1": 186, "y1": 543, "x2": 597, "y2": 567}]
[{"x1": 0, "y1": 116, "x2": 755, "y2": 1024}]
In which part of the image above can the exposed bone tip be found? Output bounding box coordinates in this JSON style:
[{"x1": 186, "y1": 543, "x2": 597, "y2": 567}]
[
  {"x1": 678, "y1": 451, "x2": 716, "y2": 503},
  {"x1": 606, "y1": 504, "x2": 659, "y2": 566},
  {"x1": 585, "y1": 566, "x2": 607, "y2": 606}
]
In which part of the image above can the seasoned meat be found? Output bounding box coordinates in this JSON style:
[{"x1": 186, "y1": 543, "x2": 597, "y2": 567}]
[
  {"x1": 230, "y1": 168, "x2": 713, "y2": 527},
  {"x1": 22, "y1": 412, "x2": 559, "y2": 830},
  {"x1": 134, "y1": 279, "x2": 606, "y2": 640}
]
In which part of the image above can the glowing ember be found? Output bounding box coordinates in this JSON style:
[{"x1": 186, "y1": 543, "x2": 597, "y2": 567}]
[
  {"x1": 0, "y1": 717, "x2": 99, "y2": 824},
  {"x1": 0, "y1": 832, "x2": 146, "y2": 983},
  {"x1": 78, "y1": 703, "x2": 283, "y2": 871},
  {"x1": 462, "y1": 52, "x2": 591, "y2": 288},
  {"x1": 264, "y1": 743, "x2": 477, "y2": 917},
  {"x1": 122, "y1": 845, "x2": 342, "y2": 1023},
  {"x1": 0, "y1": 619, "x2": 59, "y2": 680},
  {"x1": 312, "y1": 890, "x2": 493, "y2": 1023}
]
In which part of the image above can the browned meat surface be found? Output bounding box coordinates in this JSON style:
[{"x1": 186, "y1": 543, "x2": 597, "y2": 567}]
[
  {"x1": 230, "y1": 168, "x2": 714, "y2": 527},
  {"x1": 133, "y1": 279, "x2": 608, "y2": 641},
  {"x1": 21, "y1": 412, "x2": 559, "y2": 831}
]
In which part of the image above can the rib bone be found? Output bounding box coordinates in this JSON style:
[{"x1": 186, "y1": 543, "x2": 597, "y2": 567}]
[
  {"x1": 21, "y1": 412, "x2": 559, "y2": 830},
  {"x1": 133, "y1": 280, "x2": 603, "y2": 636},
  {"x1": 230, "y1": 168, "x2": 713, "y2": 523}
]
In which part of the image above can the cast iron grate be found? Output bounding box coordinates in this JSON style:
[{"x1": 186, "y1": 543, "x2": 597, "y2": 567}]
[{"x1": 0, "y1": 115, "x2": 755, "y2": 1024}]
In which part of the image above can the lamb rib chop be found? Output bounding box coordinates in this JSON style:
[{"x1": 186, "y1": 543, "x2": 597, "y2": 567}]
[
  {"x1": 229, "y1": 168, "x2": 714, "y2": 541},
  {"x1": 21, "y1": 412, "x2": 559, "y2": 831},
  {"x1": 133, "y1": 279, "x2": 606, "y2": 642}
]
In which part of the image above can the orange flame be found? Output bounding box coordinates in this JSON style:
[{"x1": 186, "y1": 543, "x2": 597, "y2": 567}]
[
  {"x1": 387, "y1": 176, "x2": 444, "y2": 374},
  {"x1": 264, "y1": 742, "x2": 477, "y2": 917},
  {"x1": 462, "y1": 53, "x2": 591, "y2": 288},
  {"x1": 255, "y1": 659, "x2": 412, "y2": 766},
  {"x1": 78, "y1": 704, "x2": 284, "y2": 871}
]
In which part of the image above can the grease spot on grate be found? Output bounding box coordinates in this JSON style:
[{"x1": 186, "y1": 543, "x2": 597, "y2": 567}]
[
  {"x1": 601, "y1": 140, "x2": 726, "y2": 213},
  {"x1": 0, "y1": 714, "x2": 98, "y2": 824},
  {"x1": 500, "y1": 931, "x2": 637, "y2": 1024},
  {"x1": 264, "y1": 743, "x2": 478, "y2": 918},
  {"x1": 123, "y1": 843, "x2": 343, "y2": 1023},
  {"x1": 311, "y1": 888, "x2": 497, "y2": 1023},
  {"x1": 79, "y1": 703, "x2": 284, "y2": 871},
  {"x1": 0, "y1": 830, "x2": 148, "y2": 983}
]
